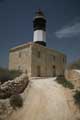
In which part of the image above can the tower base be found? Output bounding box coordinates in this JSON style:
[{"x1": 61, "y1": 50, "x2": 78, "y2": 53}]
[{"x1": 34, "y1": 41, "x2": 46, "y2": 46}]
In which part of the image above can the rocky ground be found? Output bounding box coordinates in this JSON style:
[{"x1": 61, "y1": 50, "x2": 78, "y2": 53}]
[{"x1": 0, "y1": 72, "x2": 80, "y2": 120}]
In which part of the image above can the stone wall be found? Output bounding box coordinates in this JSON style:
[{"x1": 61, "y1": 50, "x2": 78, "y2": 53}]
[
  {"x1": 31, "y1": 43, "x2": 66, "y2": 77},
  {"x1": 0, "y1": 73, "x2": 29, "y2": 120},
  {"x1": 0, "y1": 73, "x2": 29, "y2": 99},
  {"x1": 9, "y1": 43, "x2": 32, "y2": 77}
]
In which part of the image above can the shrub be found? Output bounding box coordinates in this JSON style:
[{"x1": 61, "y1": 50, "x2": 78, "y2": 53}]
[
  {"x1": 10, "y1": 94, "x2": 23, "y2": 110},
  {"x1": 56, "y1": 75, "x2": 74, "y2": 89},
  {"x1": 0, "y1": 68, "x2": 22, "y2": 84},
  {"x1": 8, "y1": 70, "x2": 22, "y2": 80},
  {"x1": 0, "y1": 68, "x2": 9, "y2": 83},
  {"x1": 73, "y1": 90, "x2": 80, "y2": 110}
]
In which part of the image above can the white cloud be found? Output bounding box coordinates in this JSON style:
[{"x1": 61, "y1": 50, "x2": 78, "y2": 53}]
[{"x1": 55, "y1": 22, "x2": 80, "y2": 38}]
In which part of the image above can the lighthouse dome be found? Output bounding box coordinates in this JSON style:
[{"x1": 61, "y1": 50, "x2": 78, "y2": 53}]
[{"x1": 34, "y1": 9, "x2": 46, "y2": 20}]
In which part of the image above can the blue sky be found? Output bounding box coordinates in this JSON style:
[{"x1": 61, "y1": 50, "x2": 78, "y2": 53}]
[{"x1": 0, "y1": 0, "x2": 80, "y2": 68}]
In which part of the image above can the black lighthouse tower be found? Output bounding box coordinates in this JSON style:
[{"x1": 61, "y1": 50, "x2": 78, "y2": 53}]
[{"x1": 33, "y1": 9, "x2": 47, "y2": 46}]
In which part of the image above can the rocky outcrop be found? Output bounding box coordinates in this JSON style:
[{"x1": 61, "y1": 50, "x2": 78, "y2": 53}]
[
  {"x1": 0, "y1": 73, "x2": 29, "y2": 120},
  {"x1": 0, "y1": 100, "x2": 13, "y2": 120},
  {"x1": 65, "y1": 69, "x2": 80, "y2": 80},
  {"x1": 0, "y1": 73, "x2": 29, "y2": 99},
  {"x1": 65, "y1": 69, "x2": 80, "y2": 89}
]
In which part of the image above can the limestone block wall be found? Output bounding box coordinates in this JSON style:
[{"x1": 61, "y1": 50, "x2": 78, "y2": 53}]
[
  {"x1": 9, "y1": 43, "x2": 32, "y2": 77},
  {"x1": 31, "y1": 44, "x2": 47, "y2": 77},
  {"x1": 31, "y1": 43, "x2": 66, "y2": 77}
]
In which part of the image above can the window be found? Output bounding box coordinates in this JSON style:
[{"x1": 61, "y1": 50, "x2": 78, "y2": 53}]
[
  {"x1": 18, "y1": 66, "x2": 21, "y2": 70},
  {"x1": 62, "y1": 70, "x2": 64, "y2": 75},
  {"x1": 37, "y1": 51, "x2": 40, "y2": 58},
  {"x1": 53, "y1": 55, "x2": 55, "y2": 61},
  {"x1": 53, "y1": 66, "x2": 55, "y2": 69},
  {"x1": 63, "y1": 57, "x2": 66, "y2": 63},
  {"x1": 37, "y1": 65, "x2": 41, "y2": 77},
  {"x1": 19, "y1": 52, "x2": 21, "y2": 58},
  {"x1": 50, "y1": 55, "x2": 55, "y2": 61}
]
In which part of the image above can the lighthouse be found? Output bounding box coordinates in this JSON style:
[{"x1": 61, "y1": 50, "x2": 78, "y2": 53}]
[
  {"x1": 9, "y1": 9, "x2": 66, "y2": 78},
  {"x1": 33, "y1": 9, "x2": 47, "y2": 46}
]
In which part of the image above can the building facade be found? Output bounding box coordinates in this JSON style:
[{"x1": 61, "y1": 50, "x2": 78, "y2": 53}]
[
  {"x1": 9, "y1": 42, "x2": 66, "y2": 77},
  {"x1": 9, "y1": 9, "x2": 67, "y2": 78}
]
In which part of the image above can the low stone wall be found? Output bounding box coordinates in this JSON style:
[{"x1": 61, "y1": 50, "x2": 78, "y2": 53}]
[
  {"x1": 0, "y1": 73, "x2": 29, "y2": 120},
  {"x1": 0, "y1": 74, "x2": 29, "y2": 99}
]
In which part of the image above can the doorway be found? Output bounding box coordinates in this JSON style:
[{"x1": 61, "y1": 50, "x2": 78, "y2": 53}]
[
  {"x1": 52, "y1": 65, "x2": 56, "y2": 77},
  {"x1": 37, "y1": 65, "x2": 41, "y2": 77}
]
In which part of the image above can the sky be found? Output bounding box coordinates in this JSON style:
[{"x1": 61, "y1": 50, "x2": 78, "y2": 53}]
[{"x1": 0, "y1": 0, "x2": 80, "y2": 68}]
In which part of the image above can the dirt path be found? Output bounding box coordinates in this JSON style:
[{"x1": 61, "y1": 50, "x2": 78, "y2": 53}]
[{"x1": 9, "y1": 78, "x2": 75, "y2": 120}]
